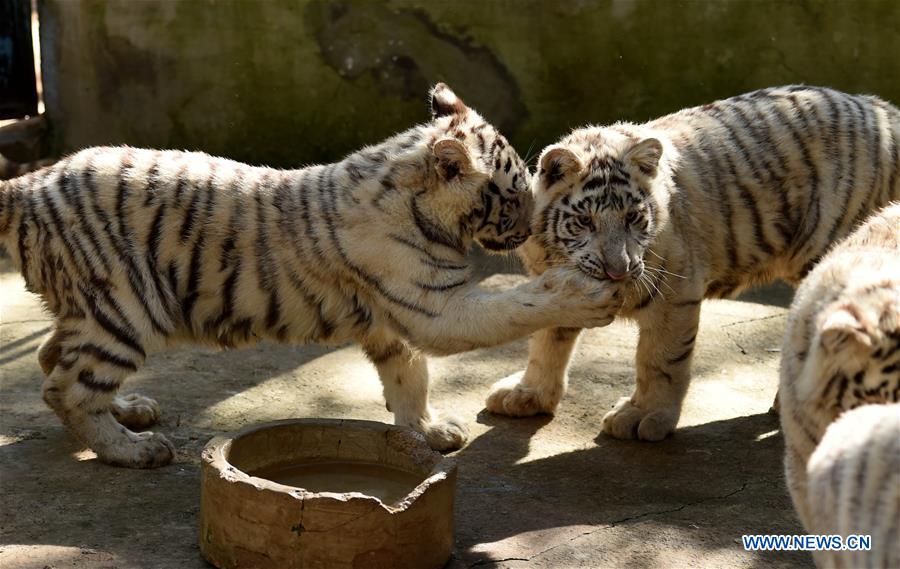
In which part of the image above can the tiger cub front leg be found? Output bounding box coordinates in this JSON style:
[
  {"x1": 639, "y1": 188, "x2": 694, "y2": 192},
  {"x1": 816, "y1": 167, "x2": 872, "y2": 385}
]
[
  {"x1": 363, "y1": 331, "x2": 468, "y2": 451},
  {"x1": 486, "y1": 327, "x2": 581, "y2": 416},
  {"x1": 601, "y1": 300, "x2": 701, "y2": 441}
]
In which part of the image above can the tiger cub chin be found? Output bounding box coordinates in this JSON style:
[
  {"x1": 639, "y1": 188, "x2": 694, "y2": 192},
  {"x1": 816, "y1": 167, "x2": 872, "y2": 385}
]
[
  {"x1": 0, "y1": 84, "x2": 622, "y2": 468},
  {"x1": 780, "y1": 203, "x2": 899, "y2": 567},
  {"x1": 486, "y1": 85, "x2": 899, "y2": 442}
]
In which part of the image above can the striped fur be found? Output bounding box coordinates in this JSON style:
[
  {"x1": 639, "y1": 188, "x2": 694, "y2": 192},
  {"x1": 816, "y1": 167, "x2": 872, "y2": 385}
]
[
  {"x1": 780, "y1": 203, "x2": 899, "y2": 565},
  {"x1": 0, "y1": 84, "x2": 623, "y2": 468},
  {"x1": 485, "y1": 86, "x2": 900, "y2": 441},
  {"x1": 804, "y1": 404, "x2": 899, "y2": 569}
]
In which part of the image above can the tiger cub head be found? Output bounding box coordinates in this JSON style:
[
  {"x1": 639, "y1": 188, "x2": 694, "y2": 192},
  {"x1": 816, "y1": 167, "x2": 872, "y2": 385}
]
[
  {"x1": 427, "y1": 83, "x2": 533, "y2": 253},
  {"x1": 800, "y1": 264, "x2": 900, "y2": 410},
  {"x1": 528, "y1": 126, "x2": 672, "y2": 281}
]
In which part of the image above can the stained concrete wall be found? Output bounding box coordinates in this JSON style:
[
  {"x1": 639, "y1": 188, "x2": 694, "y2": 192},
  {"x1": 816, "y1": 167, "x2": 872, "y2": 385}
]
[{"x1": 39, "y1": 0, "x2": 900, "y2": 167}]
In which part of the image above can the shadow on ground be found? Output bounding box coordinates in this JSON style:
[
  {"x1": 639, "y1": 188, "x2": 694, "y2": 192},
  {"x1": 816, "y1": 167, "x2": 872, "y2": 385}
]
[{"x1": 452, "y1": 412, "x2": 808, "y2": 568}]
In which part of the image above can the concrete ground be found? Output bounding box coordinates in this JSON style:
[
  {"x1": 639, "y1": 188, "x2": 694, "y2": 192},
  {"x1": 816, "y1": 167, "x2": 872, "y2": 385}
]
[{"x1": 0, "y1": 254, "x2": 813, "y2": 569}]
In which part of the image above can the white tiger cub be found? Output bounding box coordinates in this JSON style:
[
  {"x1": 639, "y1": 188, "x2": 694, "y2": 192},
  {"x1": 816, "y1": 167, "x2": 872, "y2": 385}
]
[
  {"x1": 0, "y1": 84, "x2": 622, "y2": 468},
  {"x1": 780, "y1": 203, "x2": 899, "y2": 567},
  {"x1": 487, "y1": 86, "x2": 900, "y2": 442}
]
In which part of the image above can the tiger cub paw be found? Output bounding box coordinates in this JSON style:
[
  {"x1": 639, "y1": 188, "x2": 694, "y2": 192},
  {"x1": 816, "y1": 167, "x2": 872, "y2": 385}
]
[
  {"x1": 111, "y1": 393, "x2": 161, "y2": 430},
  {"x1": 420, "y1": 415, "x2": 469, "y2": 452},
  {"x1": 100, "y1": 431, "x2": 176, "y2": 469},
  {"x1": 485, "y1": 372, "x2": 559, "y2": 417},
  {"x1": 600, "y1": 397, "x2": 677, "y2": 441}
]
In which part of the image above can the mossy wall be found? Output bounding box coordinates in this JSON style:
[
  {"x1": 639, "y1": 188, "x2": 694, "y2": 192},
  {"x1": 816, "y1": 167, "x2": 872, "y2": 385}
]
[{"x1": 39, "y1": 0, "x2": 900, "y2": 167}]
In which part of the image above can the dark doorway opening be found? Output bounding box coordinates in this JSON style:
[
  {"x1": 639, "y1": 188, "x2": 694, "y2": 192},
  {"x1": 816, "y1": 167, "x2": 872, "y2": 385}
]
[{"x1": 0, "y1": 0, "x2": 39, "y2": 120}]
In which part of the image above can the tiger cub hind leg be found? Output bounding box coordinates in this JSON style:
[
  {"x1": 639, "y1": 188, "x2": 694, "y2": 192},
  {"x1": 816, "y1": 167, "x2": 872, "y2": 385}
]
[
  {"x1": 363, "y1": 332, "x2": 468, "y2": 451},
  {"x1": 40, "y1": 323, "x2": 174, "y2": 468},
  {"x1": 486, "y1": 327, "x2": 581, "y2": 417}
]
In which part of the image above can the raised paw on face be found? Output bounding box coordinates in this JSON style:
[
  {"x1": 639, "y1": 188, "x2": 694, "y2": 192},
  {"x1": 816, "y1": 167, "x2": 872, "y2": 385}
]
[
  {"x1": 538, "y1": 268, "x2": 622, "y2": 329},
  {"x1": 600, "y1": 397, "x2": 678, "y2": 441}
]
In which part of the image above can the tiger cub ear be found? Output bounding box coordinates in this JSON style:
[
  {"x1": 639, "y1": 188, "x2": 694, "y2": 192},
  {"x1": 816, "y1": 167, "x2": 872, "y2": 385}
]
[
  {"x1": 430, "y1": 83, "x2": 468, "y2": 118},
  {"x1": 433, "y1": 138, "x2": 473, "y2": 181},
  {"x1": 624, "y1": 138, "x2": 663, "y2": 177},
  {"x1": 820, "y1": 304, "x2": 872, "y2": 353},
  {"x1": 538, "y1": 145, "x2": 582, "y2": 188}
]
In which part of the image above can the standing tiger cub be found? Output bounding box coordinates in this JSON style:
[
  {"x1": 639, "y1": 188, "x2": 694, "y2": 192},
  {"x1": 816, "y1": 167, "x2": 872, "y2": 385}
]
[
  {"x1": 0, "y1": 84, "x2": 621, "y2": 468},
  {"x1": 487, "y1": 86, "x2": 900, "y2": 442},
  {"x1": 780, "y1": 203, "x2": 899, "y2": 567}
]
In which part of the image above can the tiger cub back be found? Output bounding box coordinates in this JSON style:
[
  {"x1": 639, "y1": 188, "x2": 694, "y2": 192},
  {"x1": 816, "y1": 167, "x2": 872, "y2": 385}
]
[{"x1": 779, "y1": 202, "x2": 900, "y2": 564}]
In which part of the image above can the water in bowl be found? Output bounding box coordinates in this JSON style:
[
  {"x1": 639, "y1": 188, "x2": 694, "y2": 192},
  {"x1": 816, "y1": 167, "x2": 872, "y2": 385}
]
[{"x1": 249, "y1": 459, "x2": 423, "y2": 505}]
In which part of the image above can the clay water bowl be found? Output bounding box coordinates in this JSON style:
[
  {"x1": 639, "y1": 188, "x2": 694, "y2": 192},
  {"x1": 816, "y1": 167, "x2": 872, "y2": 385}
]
[{"x1": 199, "y1": 419, "x2": 457, "y2": 569}]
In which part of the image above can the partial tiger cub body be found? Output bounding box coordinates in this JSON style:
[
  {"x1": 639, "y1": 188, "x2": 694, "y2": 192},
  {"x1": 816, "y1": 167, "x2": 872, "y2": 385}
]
[
  {"x1": 804, "y1": 404, "x2": 900, "y2": 569},
  {"x1": 780, "y1": 203, "x2": 899, "y2": 567},
  {"x1": 0, "y1": 85, "x2": 622, "y2": 468},
  {"x1": 486, "y1": 86, "x2": 900, "y2": 442}
]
